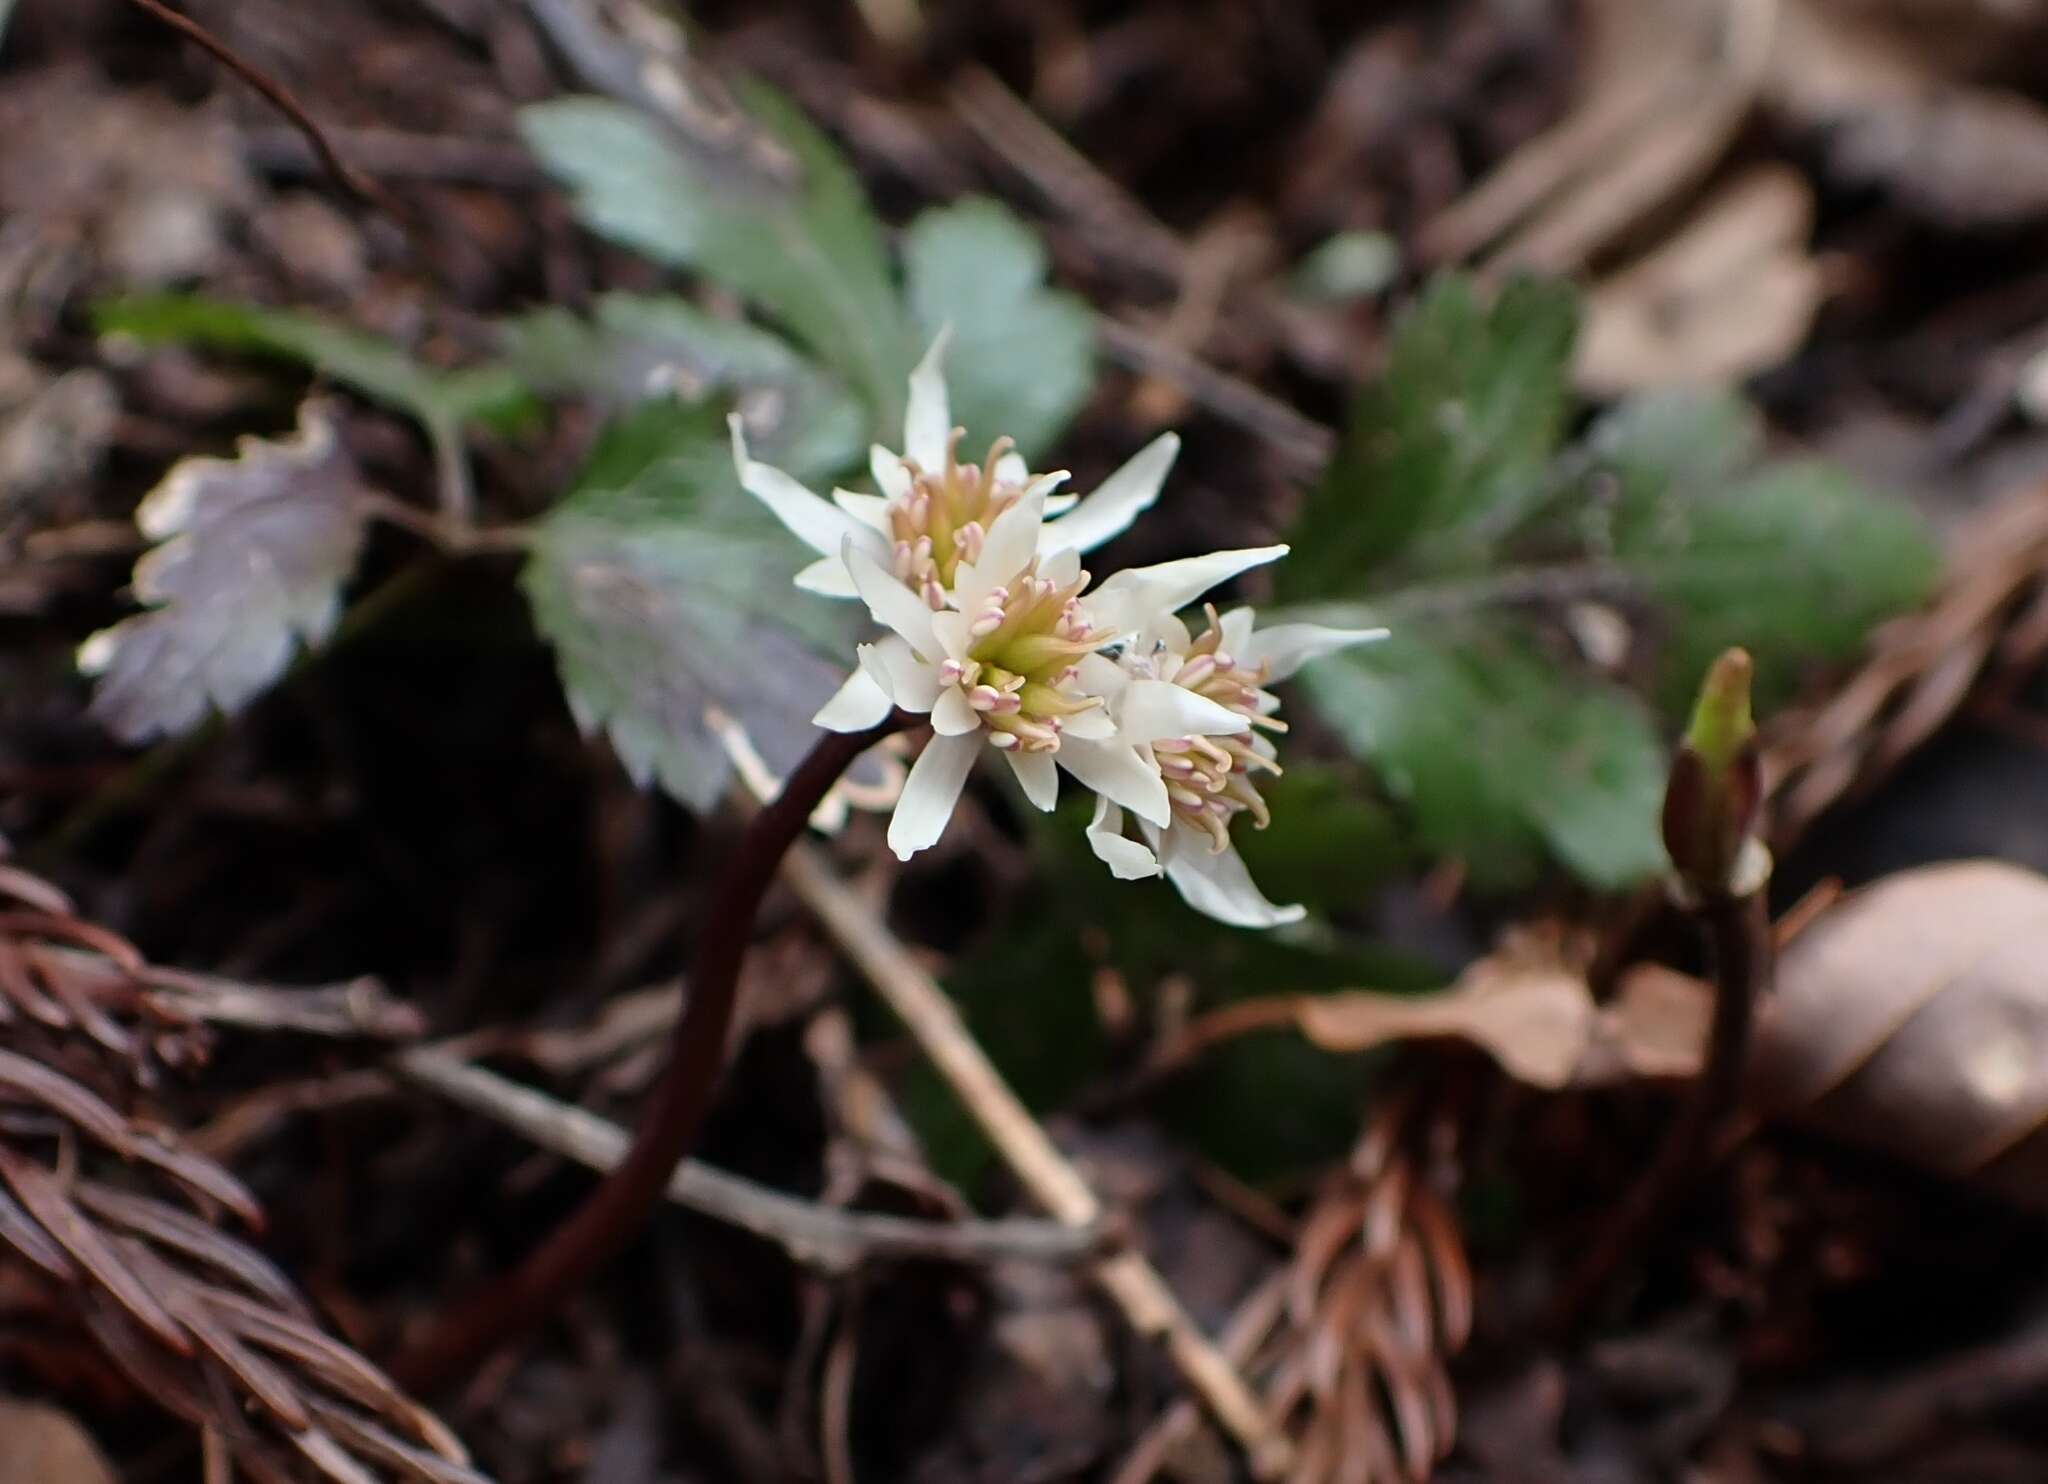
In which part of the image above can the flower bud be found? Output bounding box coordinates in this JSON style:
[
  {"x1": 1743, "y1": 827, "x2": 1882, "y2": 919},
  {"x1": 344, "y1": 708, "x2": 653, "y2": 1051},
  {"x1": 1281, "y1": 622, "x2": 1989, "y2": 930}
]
[{"x1": 1661, "y1": 648, "x2": 1767, "y2": 899}]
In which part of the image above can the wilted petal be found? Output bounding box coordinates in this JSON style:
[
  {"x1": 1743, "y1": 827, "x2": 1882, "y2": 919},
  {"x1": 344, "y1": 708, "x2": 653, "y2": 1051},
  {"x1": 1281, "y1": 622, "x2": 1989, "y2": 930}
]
[
  {"x1": 833, "y1": 489, "x2": 894, "y2": 532},
  {"x1": 1159, "y1": 823, "x2": 1305, "y2": 928},
  {"x1": 861, "y1": 637, "x2": 942, "y2": 713},
  {"x1": 1244, "y1": 621, "x2": 1389, "y2": 682},
  {"x1": 904, "y1": 330, "x2": 953, "y2": 471},
  {"x1": 1088, "y1": 797, "x2": 1160, "y2": 880},
  {"x1": 794, "y1": 556, "x2": 860, "y2": 597},
  {"x1": 1089, "y1": 545, "x2": 1289, "y2": 633},
  {"x1": 846, "y1": 539, "x2": 939, "y2": 656},
  {"x1": 1006, "y1": 749, "x2": 1059, "y2": 810},
  {"x1": 1119, "y1": 678, "x2": 1251, "y2": 743},
  {"x1": 730, "y1": 415, "x2": 871, "y2": 560},
  {"x1": 1055, "y1": 737, "x2": 1170, "y2": 828},
  {"x1": 813, "y1": 665, "x2": 894, "y2": 731},
  {"x1": 1040, "y1": 432, "x2": 1180, "y2": 557},
  {"x1": 931, "y1": 685, "x2": 980, "y2": 735},
  {"x1": 888, "y1": 730, "x2": 978, "y2": 859}
]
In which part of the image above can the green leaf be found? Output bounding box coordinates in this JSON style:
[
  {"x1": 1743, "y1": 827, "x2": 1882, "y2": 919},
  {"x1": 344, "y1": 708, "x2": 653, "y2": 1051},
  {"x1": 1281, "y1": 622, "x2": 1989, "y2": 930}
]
[
  {"x1": 1277, "y1": 275, "x2": 1938, "y2": 891},
  {"x1": 520, "y1": 400, "x2": 862, "y2": 811},
  {"x1": 1583, "y1": 393, "x2": 1941, "y2": 709},
  {"x1": 901, "y1": 198, "x2": 1095, "y2": 461},
  {"x1": 519, "y1": 84, "x2": 913, "y2": 422},
  {"x1": 95, "y1": 295, "x2": 533, "y2": 433},
  {"x1": 501, "y1": 293, "x2": 866, "y2": 481},
  {"x1": 1280, "y1": 274, "x2": 1578, "y2": 599},
  {"x1": 1300, "y1": 632, "x2": 1667, "y2": 890}
]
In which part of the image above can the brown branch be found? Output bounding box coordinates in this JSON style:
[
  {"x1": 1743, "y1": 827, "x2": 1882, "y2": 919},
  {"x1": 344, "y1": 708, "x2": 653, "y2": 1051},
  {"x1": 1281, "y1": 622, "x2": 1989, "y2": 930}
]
[
  {"x1": 121, "y1": 0, "x2": 405, "y2": 220},
  {"x1": 392, "y1": 715, "x2": 909, "y2": 1392},
  {"x1": 1546, "y1": 889, "x2": 1771, "y2": 1333}
]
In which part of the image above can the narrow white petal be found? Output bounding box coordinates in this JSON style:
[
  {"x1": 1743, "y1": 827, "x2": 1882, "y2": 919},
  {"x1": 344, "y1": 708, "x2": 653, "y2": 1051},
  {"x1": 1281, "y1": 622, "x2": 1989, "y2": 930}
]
[
  {"x1": 1074, "y1": 652, "x2": 1130, "y2": 699},
  {"x1": 1055, "y1": 738, "x2": 1170, "y2": 828},
  {"x1": 1040, "y1": 546, "x2": 1083, "y2": 589},
  {"x1": 793, "y1": 556, "x2": 860, "y2": 597},
  {"x1": 1245, "y1": 622, "x2": 1389, "y2": 682},
  {"x1": 1088, "y1": 797, "x2": 1160, "y2": 880},
  {"x1": 812, "y1": 665, "x2": 894, "y2": 731},
  {"x1": 1006, "y1": 749, "x2": 1059, "y2": 811},
  {"x1": 845, "y1": 539, "x2": 938, "y2": 656},
  {"x1": 929, "y1": 609, "x2": 973, "y2": 664},
  {"x1": 888, "y1": 730, "x2": 978, "y2": 859},
  {"x1": 730, "y1": 415, "x2": 864, "y2": 558},
  {"x1": 904, "y1": 329, "x2": 953, "y2": 471},
  {"x1": 1219, "y1": 606, "x2": 1257, "y2": 655},
  {"x1": 1040, "y1": 432, "x2": 1180, "y2": 556},
  {"x1": 1119, "y1": 679, "x2": 1251, "y2": 743},
  {"x1": 995, "y1": 450, "x2": 1029, "y2": 486},
  {"x1": 863, "y1": 637, "x2": 941, "y2": 712},
  {"x1": 1060, "y1": 706, "x2": 1117, "y2": 740},
  {"x1": 1159, "y1": 824, "x2": 1305, "y2": 928},
  {"x1": 930, "y1": 685, "x2": 980, "y2": 735},
  {"x1": 1089, "y1": 545, "x2": 1290, "y2": 632},
  {"x1": 870, "y1": 443, "x2": 911, "y2": 501},
  {"x1": 1043, "y1": 493, "x2": 1079, "y2": 515},
  {"x1": 833, "y1": 489, "x2": 894, "y2": 532},
  {"x1": 956, "y1": 488, "x2": 1047, "y2": 611}
]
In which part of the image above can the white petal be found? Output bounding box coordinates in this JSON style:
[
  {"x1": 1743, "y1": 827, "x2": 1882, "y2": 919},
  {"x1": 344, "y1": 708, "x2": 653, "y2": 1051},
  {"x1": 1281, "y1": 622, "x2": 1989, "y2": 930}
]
[
  {"x1": 1055, "y1": 738, "x2": 1170, "y2": 829},
  {"x1": 794, "y1": 555, "x2": 860, "y2": 597},
  {"x1": 1119, "y1": 679, "x2": 1251, "y2": 743},
  {"x1": 813, "y1": 665, "x2": 894, "y2": 731},
  {"x1": 954, "y1": 489, "x2": 1048, "y2": 616},
  {"x1": 1088, "y1": 797, "x2": 1160, "y2": 880},
  {"x1": 1040, "y1": 545, "x2": 1083, "y2": 589},
  {"x1": 1159, "y1": 824, "x2": 1305, "y2": 928},
  {"x1": 1074, "y1": 652, "x2": 1131, "y2": 699},
  {"x1": 1040, "y1": 432, "x2": 1180, "y2": 556},
  {"x1": 870, "y1": 444, "x2": 911, "y2": 501},
  {"x1": 1006, "y1": 749, "x2": 1059, "y2": 811},
  {"x1": 1218, "y1": 606, "x2": 1256, "y2": 655},
  {"x1": 904, "y1": 329, "x2": 953, "y2": 471},
  {"x1": 1043, "y1": 493, "x2": 1079, "y2": 515},
  {"x1": 995, "y1": 450, "x2": 1029, "y2": 486},
  {"x1": 845, "y1": 539, "x2": 938, "y2": 657},
  {"x1": 862, "y1": 637, "x2": 941, "y2": 713},
  {"x1": 888, "y1": 730, "x2": 978, "y2": 859},
  {"x1": 929, "y1": 609, "x2": 973, "y2": 664},
  {"x1": 1244, "y1": 622, "x2": 1389, "y2": 682},
  {"x1": 730, "y1": 415, "x2": 866, "y2": 559},
  {"x1": 931, "y1": 685, "x2": 980, "y2": 735},
  {"x1": 1089, "y1": 545, "x2": 1290, "y2": 632},
  {"x1": 833, "y1": 489, "x2": 894, "y2": 532},
  {"x1": 1060, "y1": 705, "x2": 1117, "y2": 740}
]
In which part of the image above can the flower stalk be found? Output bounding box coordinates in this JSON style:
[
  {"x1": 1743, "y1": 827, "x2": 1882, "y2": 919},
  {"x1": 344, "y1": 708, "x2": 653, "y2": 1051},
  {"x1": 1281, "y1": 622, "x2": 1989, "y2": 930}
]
[{"x1": 394, "y1": 712, "x2": 910, "y2": 1392}]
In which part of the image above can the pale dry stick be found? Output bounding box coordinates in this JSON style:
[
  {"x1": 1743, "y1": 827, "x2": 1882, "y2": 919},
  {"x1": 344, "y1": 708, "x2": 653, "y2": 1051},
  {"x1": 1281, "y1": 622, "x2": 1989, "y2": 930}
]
[
  {"x1": 391, "y1": 1044, "x2": 1099, "y2": 1273},
  {"x1": 777, "y1": 840, "x2": 1296, "y2": 1479}
]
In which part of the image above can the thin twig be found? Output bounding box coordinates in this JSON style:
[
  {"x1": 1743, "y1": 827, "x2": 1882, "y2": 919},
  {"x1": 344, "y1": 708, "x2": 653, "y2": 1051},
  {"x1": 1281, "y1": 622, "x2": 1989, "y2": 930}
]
[
  {"x1": 1547, "y1": 890, "x2": 1771, "y2": 1333},
  {"x1": 776, "y1": 839, "x2": 1296, "y2": 1479},
  {"x1": 120, "y1": 0, "x2": 405, "y2": 220},
  {"x1": 392, "y1": 715, "x2": 909, "y2": 1392},
  {"x1": 392, "y1": 1045, "x2": 1101, "y2": 1272}
]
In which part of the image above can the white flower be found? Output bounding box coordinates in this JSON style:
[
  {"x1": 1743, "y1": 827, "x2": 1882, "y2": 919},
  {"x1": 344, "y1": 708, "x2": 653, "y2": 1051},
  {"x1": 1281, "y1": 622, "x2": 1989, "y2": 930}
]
[
  {"x1": 813, "y1": 491, "x2": 1283, "y2": 862},
  {"x1": 729, "y1": 332, "x2": 1179, "y2": 608},
  {"x1": 1084, "y1": 605, "x2": 1385, "y2": 927}
]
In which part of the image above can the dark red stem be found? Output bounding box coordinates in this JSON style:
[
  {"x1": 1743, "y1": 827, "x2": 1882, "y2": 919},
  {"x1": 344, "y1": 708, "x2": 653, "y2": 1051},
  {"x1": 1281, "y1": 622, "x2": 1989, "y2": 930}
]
[
  {"x1": 1546, "y1": 890, "x2": 1770, "y2": 1335},
  {"x1": 393, "y1": 716, "x2": 904, "y2": 1392}
]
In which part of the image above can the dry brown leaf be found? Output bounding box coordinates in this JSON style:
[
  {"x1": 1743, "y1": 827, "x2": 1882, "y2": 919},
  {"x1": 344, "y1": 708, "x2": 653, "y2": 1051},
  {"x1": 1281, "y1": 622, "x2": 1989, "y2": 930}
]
[
  {"x1": 0, "y1": 1399, "x2": 118, "y2": 1484},
  {"x1": 1747, "y1": 860, "x2": 2048, "y2": 1204},
  {"x1": 1575, "y1": 166, "x2": 1824, "y2": 394}
]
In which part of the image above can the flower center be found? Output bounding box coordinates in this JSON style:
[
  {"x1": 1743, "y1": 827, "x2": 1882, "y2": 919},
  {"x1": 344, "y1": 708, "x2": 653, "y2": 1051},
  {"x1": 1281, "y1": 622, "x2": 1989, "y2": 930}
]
[
  {"x1": 937, "y1": 558, "x2": 1109, "y2": 754},
  {"x1": 888, "y1": 431, "x2": 1025, "y2": 609},
  {"x1": 1155, "y1": 605, "x2": 1286, "y2": 850}
]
